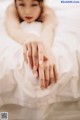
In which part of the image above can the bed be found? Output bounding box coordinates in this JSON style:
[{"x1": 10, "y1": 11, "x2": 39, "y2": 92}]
[{"x1": 0, "y1": 0, "x2": 80, "y2": 120}]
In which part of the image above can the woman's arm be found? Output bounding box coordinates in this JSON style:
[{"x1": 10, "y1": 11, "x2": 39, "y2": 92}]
[
  {"x1": 5, "y1": 4, "x2": 39, "y2": 45},
  {"x1": 40, "y1": 6, "x2": 57, "y2": 49}
]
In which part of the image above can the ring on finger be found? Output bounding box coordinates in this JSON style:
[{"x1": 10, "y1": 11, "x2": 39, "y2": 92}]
[{"x1": 39, "y1": 60, "x2": 43, "y2": 65}]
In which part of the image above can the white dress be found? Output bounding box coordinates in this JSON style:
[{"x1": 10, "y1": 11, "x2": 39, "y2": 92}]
[{"x1": 0, "y1": 0, "x2": 80, "y2": 108}]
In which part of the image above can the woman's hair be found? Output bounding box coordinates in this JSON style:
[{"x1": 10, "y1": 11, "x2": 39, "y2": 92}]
[
  {"x1": 14, "y1": 0, "x2": 44, "y2": 4},
  {"x1": 38, "y1": 0, "x2": 43, "y2": 2},
  {"x1": 14, "y1": 0, "x2": 44, "y2": 22}
]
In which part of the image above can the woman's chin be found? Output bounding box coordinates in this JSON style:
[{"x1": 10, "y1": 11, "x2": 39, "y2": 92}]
[{"x1": 25, "y1": 19, "x2": 34, "y2": 23}]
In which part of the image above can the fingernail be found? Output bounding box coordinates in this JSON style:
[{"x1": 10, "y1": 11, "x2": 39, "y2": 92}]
[
  {"x1": 33, "y1": 66, "x2": 37, "y2": 71},
  {"x1": 45, "y1": 84, "x2": 48, "y2": 88},
  {"x1": 41, "y1": 86, "x2": 45, "y2": 90},
  {"x1": 28, "y1": 64, "x2": 32, "y2": 69},
  {"x1": 33, "y1": 71, "x2": 38, "y2": 78},
  {"x1": 41, "y1": 87, "x2": 44, "y2": 90}
]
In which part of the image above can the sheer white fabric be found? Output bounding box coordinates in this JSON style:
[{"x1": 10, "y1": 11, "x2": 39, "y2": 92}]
[{"x1": 0, "y1": 0, "x2": 80, "y2": 107}]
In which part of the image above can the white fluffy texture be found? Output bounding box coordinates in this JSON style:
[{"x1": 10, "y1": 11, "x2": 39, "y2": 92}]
[
  {"x1": 0, "y1": 0, "x2": 80, "y2": 107},
  {"x1": 20, "y1": 21, "x2": 42, "y2": 37}
]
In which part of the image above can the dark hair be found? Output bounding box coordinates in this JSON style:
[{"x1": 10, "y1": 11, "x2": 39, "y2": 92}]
[
  {"x1": 38, "y1": 0, "x2": 43, "y2": 2},
  {"x1": 15, "y1": 0, "x2": 43, "y2": 3}
]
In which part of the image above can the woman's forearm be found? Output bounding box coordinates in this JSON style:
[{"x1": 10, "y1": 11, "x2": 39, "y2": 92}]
[
  {"x1": 6, "y1": 26, "x2": 39, "y2": 45},
  {"x1": 40, "y1": 8, "x2": 56, "y2": 48},
  {"x1": 7, "y1": 28, "x2": 29, "y2": 44},
  {"x1": 40, "y1": 25, "x2": 55, "y2": 48}
]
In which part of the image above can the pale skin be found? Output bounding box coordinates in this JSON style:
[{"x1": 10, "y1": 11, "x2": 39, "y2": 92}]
[
  {"x1": 23, "y1": 41, "x2": 58, "y2": 89},
  {"x1": 5, "y1": 0, "x2": 58, "y2": 89}
]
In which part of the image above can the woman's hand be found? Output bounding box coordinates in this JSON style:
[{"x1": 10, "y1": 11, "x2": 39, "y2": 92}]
[
  {"x1": 23, "y1": 40, "x2": 46, "y2": 73},
  {"x1": 37, "y1": 43, "x2": 58, "y2": 89},
  {"x1": 23, "y1": 35, "x2": 40, "y2": 65},
  {"x1": 23, "y1": 41, "x2": 58, "y2": 89},
  {"x1": 38, "y1": 48, "x2": 58, "y2": 89},
  {"x1": 37, "y1": 42, "x2": 58, "y2": 84}
]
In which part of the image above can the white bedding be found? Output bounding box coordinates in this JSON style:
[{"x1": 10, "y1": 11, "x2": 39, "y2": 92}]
[
  {"x1": 0, "y1": 0, "x2": 80, "y2": 119},
  {"x1": 0, "y1": 0, "x2": 80, "y2": 106}
]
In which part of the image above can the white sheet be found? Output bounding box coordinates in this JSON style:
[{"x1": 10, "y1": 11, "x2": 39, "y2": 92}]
[{"x1": 0, "y1": 0, "x2": 80, "y2": 108}]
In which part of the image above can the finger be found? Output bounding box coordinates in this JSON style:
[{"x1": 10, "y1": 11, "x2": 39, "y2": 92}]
[
  {"x1": 31, "y1": 42, "x2": 38, "y2": 70},
  {"x1": 27, "y1": 43, "x2": 33, "y2": 68},
  {"x1": 49, "y1": 64, "x2": 55, "y2": 85},
  {"x1": 23, "y1": 44, "x2": 28, "y2": 64},
  {"x1": 53, "y1": 64, "x2": 59, "y2": 82},
  {"x1": 44, "y1": 61, "x2": 49, "y2": 88},
  {"x1": 38, "y1": 43, "x2": 44, "y2": 65},
  {"x1": 33, "y1": 70, "x2": 38, "y2": 79},
  {"x1": 38, "y1": 43, "x2": 45, "y2": 89},
  {"x1": 39, "y1": 62, "x2": 45, "y2": 89},
  {"x1": 33, "y1": 69, "x2": 39, "y2": 80}
]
